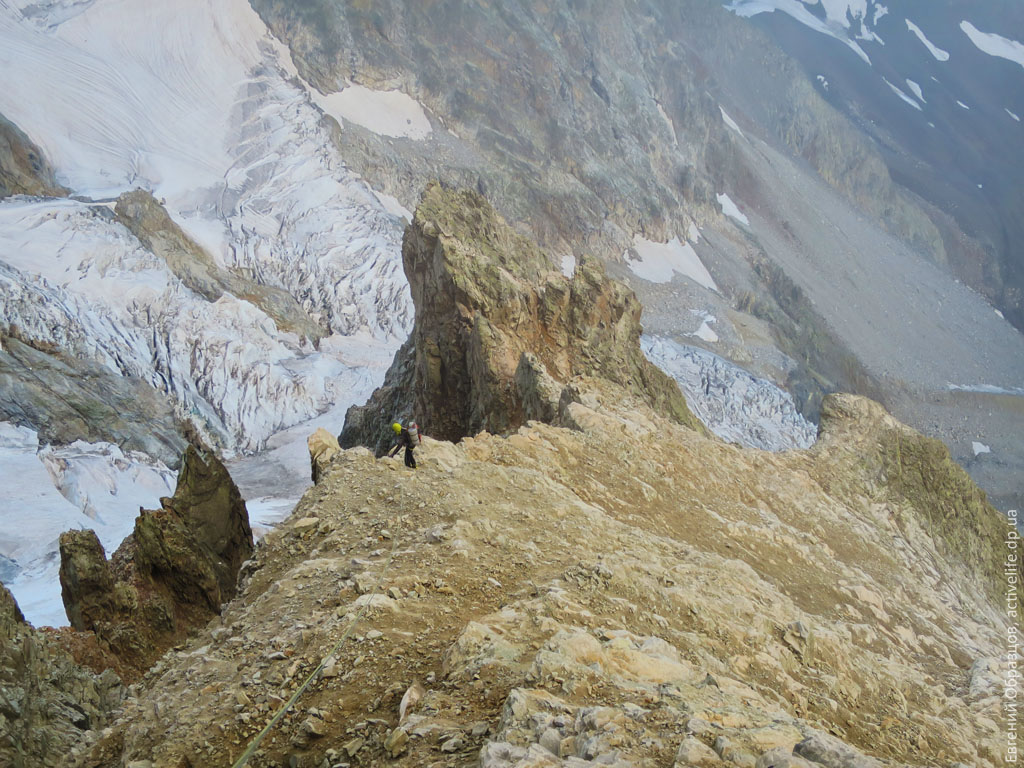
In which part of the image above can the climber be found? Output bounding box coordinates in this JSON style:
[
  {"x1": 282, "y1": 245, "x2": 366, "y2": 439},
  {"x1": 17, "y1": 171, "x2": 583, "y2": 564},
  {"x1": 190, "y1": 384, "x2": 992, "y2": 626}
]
[{"x1": 388, "y1": 421, "x2": 421, "y2": 468}]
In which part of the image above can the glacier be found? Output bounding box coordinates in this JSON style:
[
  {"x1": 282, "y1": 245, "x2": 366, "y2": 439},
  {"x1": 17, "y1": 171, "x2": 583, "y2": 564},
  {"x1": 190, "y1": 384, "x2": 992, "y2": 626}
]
[
  {"x1": 642, "y1": 335, "x2": 818, "y2": 452},
  {"x1": 0, "y1": 0, "x2": 415, "y2": 624}
]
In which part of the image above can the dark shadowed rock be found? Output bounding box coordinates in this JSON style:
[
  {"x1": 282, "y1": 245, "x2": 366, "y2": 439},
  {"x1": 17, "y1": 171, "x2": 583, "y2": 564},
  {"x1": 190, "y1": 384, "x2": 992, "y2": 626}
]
[
  {"x1": 0, "y1": 113, "x2": 66, "y2": 199},
  {"x1": 342, "y1": 183, "x2": 704, "y2": 448},
  {"x1": 339, "y1": 336, "x2": 416, "y2": 456},
  {"x1": 58, "y1": 530, "x2": 116, "y2": 632},
  {"x1": 159, "y1": 444, "x2": 253, "y2": 598},
  {"x1": 0, "y1": 582, "x2": 122, "y2": 768},
  {"x1": 57, "y1": 445, "x2": 252, "y2": 679}
]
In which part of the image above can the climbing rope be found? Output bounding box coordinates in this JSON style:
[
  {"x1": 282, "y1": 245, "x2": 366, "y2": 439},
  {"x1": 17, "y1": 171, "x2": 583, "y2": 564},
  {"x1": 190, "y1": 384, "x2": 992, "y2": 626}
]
[{"x1": 231, "y1": 532, "x2": 401, "y2": 768}]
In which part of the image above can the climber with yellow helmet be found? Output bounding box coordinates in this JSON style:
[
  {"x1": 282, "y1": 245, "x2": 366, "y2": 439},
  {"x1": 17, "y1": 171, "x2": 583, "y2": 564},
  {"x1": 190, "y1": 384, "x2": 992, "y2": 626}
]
[{"x1": 388, "y1": 420, "x2": 421, "y2": 468}]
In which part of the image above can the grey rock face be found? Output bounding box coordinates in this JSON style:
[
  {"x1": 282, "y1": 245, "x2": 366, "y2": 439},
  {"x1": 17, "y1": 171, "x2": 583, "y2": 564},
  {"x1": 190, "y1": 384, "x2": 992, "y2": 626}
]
[
  {"x1": 0, "y1": 334, "x2": 187, "y2": 467},
  {"x1": 0, "y1": 113, "x2": 65, "y2": 199}
]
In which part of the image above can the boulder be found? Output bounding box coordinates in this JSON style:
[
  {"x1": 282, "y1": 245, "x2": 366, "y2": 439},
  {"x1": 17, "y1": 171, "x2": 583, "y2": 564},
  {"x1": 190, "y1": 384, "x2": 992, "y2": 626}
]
[{"x1": 308, "y1": 427, "x2": 341, "y2": 483}]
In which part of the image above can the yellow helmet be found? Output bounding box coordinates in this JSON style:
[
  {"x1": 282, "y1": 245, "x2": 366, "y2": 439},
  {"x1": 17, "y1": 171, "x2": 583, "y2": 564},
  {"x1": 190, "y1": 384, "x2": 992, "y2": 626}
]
[{"x1": 392, "y1": 422, "x2": 402, "y2": 435}]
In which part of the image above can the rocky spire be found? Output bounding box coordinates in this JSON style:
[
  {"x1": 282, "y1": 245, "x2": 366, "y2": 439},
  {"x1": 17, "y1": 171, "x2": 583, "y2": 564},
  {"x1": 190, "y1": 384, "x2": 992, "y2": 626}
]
[
  {"x1": 58, "y1": 445, "x2": 252, "y2": 679},
  {"x1": 341, "y1": 183, "x2": 704, "y2": 451}
]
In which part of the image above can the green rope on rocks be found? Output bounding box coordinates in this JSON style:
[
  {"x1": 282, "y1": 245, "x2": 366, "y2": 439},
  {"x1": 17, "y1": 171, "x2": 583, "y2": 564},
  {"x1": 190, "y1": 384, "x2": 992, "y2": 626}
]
[{"x1": 230, "y1": 532, "x2": 400, "y2": 768}]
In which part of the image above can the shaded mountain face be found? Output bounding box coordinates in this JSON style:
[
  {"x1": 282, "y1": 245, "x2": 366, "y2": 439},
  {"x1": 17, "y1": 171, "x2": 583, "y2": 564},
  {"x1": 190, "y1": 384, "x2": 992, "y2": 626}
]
[
  {"x1": 728, "y1": 0, "x2": 1024, "y2": 329},
  {"x1": 250, "y1": 0, "x2": 944, "y2": 271}
]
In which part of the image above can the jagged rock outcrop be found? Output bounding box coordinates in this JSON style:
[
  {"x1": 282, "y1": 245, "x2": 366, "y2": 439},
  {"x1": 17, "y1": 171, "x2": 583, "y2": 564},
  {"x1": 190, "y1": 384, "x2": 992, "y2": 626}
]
[
  {"x1": 58, "y1": 445, "x2": 252, "y2": 678},
  {"x1": 342, "y1": 183, "x2": 703, "y2": 449},
  {"x1": 0, "y1": 113, "x2": 66, "y2": 199},
  {"x1": 74, "y1": 381, "x2": 1016, "y2": 767},
  {"x1": 0, "y1": 583, "x2": 122, "y2": 768}
]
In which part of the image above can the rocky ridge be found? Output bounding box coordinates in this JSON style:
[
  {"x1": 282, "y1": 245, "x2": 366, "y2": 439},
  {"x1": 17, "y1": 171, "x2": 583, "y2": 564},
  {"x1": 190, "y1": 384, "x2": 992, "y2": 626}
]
[
  {"x1": 67, "y1": 190, "x2": 1015, "y2": 768},
  {"x1": 341, "y1": 184, "x2": 702, "y2": 453},
  {"x1": 57, "y1": 444, "x2": 253, "y2": 680},
  {"x1": 70, "y1": 382, "x2": 1013, "y2": 768}
]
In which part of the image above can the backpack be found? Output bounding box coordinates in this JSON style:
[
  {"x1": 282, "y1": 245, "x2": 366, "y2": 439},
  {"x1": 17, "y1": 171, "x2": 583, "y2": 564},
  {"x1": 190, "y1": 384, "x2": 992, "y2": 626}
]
[{"x1": 407, "y1": 422, "x2": 419, "y2": 445}]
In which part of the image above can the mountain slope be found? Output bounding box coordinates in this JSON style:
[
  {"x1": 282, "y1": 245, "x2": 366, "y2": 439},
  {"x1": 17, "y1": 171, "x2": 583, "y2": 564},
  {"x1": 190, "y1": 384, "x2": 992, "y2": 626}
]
[
  {"x1": 67, "y1": 187, "x2": 1014, "y2": 768},
  {"x1": 70, "y1": 385, "x2": 1012, "y2": 767}
]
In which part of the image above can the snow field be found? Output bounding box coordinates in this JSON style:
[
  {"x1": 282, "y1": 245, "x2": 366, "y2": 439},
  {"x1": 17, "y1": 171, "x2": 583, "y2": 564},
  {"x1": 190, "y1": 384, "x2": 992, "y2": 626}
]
[{"x1": 627, "y1": 235, "x2": 717, "y2": 290}]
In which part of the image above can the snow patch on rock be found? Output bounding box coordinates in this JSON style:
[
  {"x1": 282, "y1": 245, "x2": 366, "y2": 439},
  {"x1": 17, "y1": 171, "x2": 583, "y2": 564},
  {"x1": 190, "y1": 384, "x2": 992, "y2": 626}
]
[
  {"x1": 560, "y1": 254, "x2": 577, "y2": 278},
  {"x1": 960, "y1": 21, "x2": 1024, "y2": 70},
  {"x1": 717, "y1": 193, "x2": 750, "y2": 226},
  {"x1": 627, "y1": 235, "x2": 717, "y2": 291},
  {"x1": 688, "y1": 311, "x2": 720, "y2": 344},
  {"x1": 906, "y1": 19, "x2": 949, "y2": 62},
  {"x1": 720, "y1": 106, "x2": 744, "y2": 137},
  {"x1": 905, "y1": 78, "x2": 925, "y2": 103},
  {"x1": 883, "y1": 77, "x2": 923, "y2": 110},
  {"x1": 312, "y1": 84, "x2": 432, "y2": 140}
]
